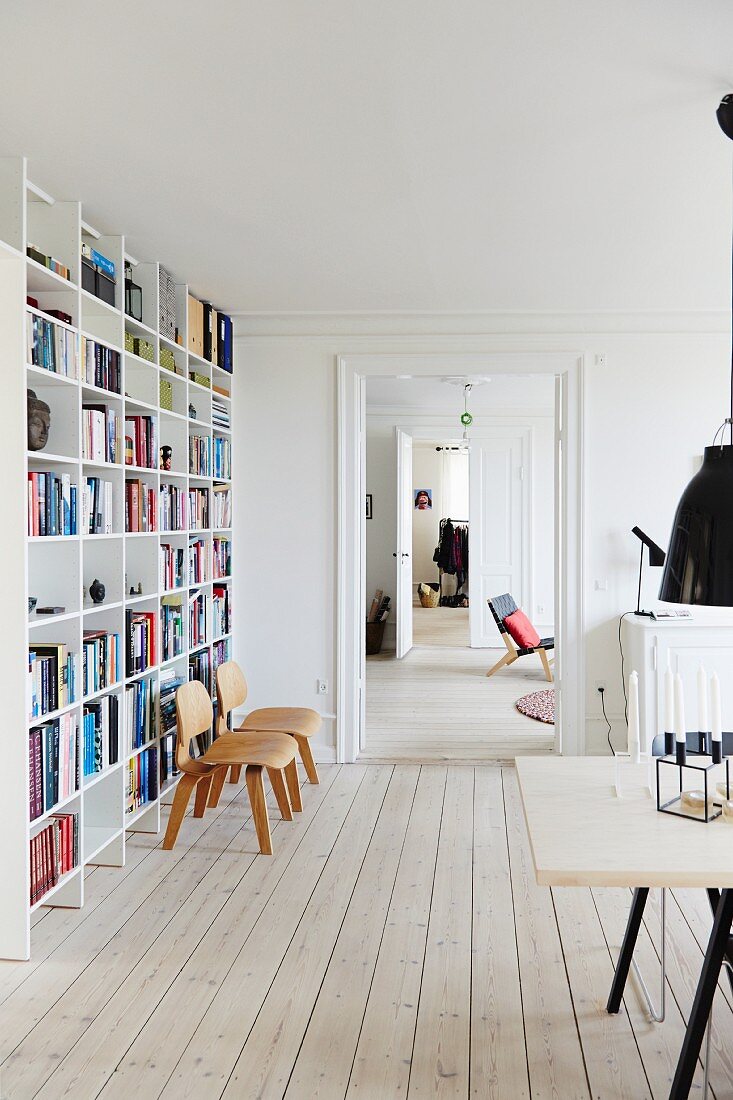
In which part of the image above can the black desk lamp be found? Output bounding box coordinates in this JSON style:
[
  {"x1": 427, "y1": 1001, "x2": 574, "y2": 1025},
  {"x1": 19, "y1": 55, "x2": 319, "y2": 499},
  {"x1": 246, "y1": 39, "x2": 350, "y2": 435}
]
[{"x1": 631, "y1": 527, "x2": 666, "y2": 616}]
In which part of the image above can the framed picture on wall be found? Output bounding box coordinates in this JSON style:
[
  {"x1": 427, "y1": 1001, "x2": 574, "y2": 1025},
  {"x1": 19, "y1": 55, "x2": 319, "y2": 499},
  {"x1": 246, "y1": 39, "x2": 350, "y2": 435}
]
[
  {"x1": 414, "y1": 489, "x2": 432, "y2": 510},
  {"x1": 366, "y1": 493, "x2": 373, "y2": 520}
]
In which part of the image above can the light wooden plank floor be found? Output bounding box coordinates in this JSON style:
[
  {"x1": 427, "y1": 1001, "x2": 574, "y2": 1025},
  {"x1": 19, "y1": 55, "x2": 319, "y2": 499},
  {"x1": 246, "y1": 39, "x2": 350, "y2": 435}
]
[
  {"x1": 364, "y1": 631, "x2": 555, "y2": 760},
  {"x1": 1, "y1": 764, "x2": 731, "y2": 1099}
]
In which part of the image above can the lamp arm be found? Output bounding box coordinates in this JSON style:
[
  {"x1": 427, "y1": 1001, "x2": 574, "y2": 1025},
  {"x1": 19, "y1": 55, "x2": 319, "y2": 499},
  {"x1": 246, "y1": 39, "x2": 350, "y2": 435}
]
[{"x1": 636, "y1": 542, "x2": 644, "y2": 615}]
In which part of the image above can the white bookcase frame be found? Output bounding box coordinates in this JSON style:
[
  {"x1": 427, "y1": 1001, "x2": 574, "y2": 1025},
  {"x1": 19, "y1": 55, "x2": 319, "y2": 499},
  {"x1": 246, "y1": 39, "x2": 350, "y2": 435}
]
[{"x1": 0, "y1": 156, "x2": 234, "y2": 959}]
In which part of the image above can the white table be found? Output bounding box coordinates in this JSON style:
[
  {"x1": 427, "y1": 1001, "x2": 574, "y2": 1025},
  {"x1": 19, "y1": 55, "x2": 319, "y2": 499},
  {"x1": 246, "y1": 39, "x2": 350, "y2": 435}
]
[{"x1": 516, "y1": 756, "x2": 733, "y2": 1100}]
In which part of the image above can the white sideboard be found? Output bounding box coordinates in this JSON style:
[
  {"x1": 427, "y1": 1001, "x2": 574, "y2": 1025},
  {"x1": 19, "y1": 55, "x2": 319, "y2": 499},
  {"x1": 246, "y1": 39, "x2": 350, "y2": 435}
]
[{"x1": 622, "y1": 612, "x2": 733, "y2": 754}]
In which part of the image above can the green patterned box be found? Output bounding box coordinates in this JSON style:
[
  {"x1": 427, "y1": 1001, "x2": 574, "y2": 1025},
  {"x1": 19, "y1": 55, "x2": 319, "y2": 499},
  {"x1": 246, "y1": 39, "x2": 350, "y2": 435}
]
[
  {"x1": 160, "y1": 377, "x2": 173, "y2": 410},
  {"x1": 190, "y1": 371, "x2": 211, "y2": 389},
  {"x1": 124, "y1": 330, "x2": 135, "y2": 353},
  {"x1": 160, "y1": 346, "x2": 176, "y2": 372},
  {"x1": 134, "y1": 338, "x2": 154, "y2": 362}
]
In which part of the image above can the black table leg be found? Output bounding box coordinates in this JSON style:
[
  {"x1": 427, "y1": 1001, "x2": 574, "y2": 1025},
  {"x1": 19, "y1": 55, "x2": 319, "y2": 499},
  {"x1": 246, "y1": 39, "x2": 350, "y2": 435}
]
[
  {"x1": 707, "y1": 888, "x2": 733, "y2": 996},
  {"x1": 607, "y1": 886, "x2": 649, "y2": 1013},
  {"x1": 669, "y1": 888, "x2": 733, "y2": 1100}
]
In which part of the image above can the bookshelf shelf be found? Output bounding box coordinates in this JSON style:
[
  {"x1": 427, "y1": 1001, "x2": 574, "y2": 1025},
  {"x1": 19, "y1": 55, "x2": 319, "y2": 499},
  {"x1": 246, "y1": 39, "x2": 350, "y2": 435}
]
[{"x1": 4, "y1": 154, "x2": 235, "y2": 959}]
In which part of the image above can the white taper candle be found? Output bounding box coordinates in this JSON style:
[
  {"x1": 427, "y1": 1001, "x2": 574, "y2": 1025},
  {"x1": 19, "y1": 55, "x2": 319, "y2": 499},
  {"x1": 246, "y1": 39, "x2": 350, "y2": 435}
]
[
  {"x1": 664, "y1": 662, "x2": 674, "y2": 733},
  {"x1": 674, "y1": 673, "x2": 686, "y2": 745},
  {"x1": 628, "y1": 670, "x2": 640, "y2": 762},
  {"x1": 698, "y1": 663, "x2": 709, "y2": 734},
  {"x1": 711, "y1": 671, "x2": 722, "y2": 744}
]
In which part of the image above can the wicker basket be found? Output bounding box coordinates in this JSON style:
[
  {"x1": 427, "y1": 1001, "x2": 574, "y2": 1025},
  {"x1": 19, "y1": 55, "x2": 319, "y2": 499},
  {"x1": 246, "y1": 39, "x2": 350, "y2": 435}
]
[{"x1": 418, "y1": 583, "x2": 440, "y2": 608}]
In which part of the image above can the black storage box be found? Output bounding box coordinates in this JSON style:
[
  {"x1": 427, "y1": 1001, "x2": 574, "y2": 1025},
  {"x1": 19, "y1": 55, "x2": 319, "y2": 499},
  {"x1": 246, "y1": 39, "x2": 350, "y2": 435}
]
[
  {"x1": 96, "y1": 270, "x2": 116, "y2": 307},
  {"x1": 81, "y1": 257, "x2": 96, "y2": 295}
]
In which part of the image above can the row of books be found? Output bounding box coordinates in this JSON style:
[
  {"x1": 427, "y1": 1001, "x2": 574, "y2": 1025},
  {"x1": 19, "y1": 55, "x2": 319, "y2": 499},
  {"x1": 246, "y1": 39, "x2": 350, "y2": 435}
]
[
  {"x1": 212, "y1": 584, "x2": 231, "y2": 639},
  {"x1": 213, "y1": 637, "x2": 230, "y2": 675},
  {"x1": 189, "y1": 648, "x2": 212, "y2": 694},
  {"x1": 189, "y1": 590, "x2": 207, "y2": 649},
  {"x1": 125, "y1": 479, "x2": 157, "y2": 533},
  {"x1": 159, "y1": 482, "x2": 188, "y2": 531},
  {"x1": 81, "y1": 476, "x2": 113, "y2": 535},
  {"x1": 213, "y1": 436, "x2": 231, "y2": 480},
  {"x1": 82, "y1": 338, "x2": 121, "y2": 394},
  {"x1": 211, "y1": 399, "x2": 230, "y2": 429},
  {"x1": 190, "y1": 488, "x2": 209, "y2": 530},
  {"x1": 126, "y1": 610, "x2": 157, "y2": 675},
  {"x1": 160, "y1": 672, "x2": 185, "y2": 736},
  {"x1": 125, "y1": 676, "x2": 156, "y2": 753},
  {"x1": 124, "y1": 415, "x2": 156, "y2": 469},
  {"x1": 27, "y1": 471, "x2": 76, "y2": 537},
  {"x1": 126, "y1": 748, "x2": 157, "y2": 814},
  {"x1": 212, "y1": 485, "x2": 231, "y2": 529},
  {"x1": 27, "y1": 312, "x2": 77, "y2": 378},
  {"x1": 161, "y1": 598, "x2": 185, "y2": 661},
  {"x1": 189, "y1": 538, "x2": 209, "y2": 584},
  {"x1": 160, "y1": 542, "x2": 185, "y2": 591},
  {"x1": 159, "y1": 732, "x2": 180, "y2": 788},
  {"x1": 82, "y1": 630, "x2": 120, "y2": 696},
  {"x1": 189, "y1": 434, "x2": 211, "y2": 477},
  {"x1": 213, "y1": 536, "x2": 231, "y2": 579},
  {"x1": 82, "y1": 404, "x2": 121, "y2": 464},
  {"x1": 30, "y1": 812, "x2": 79, "y2": 905},
  {"x1": 187, "y1": 300, "x2": 233, "y2": 373},
  {"x1": 29, "y1": 644, "x2": 78, "y2": 719},
  {"x1": 83, "y1": 694, "x2": 120, "y2": 777},
  {"x1": 29, "y1": 714, "x2": 79, "y2": 820}
]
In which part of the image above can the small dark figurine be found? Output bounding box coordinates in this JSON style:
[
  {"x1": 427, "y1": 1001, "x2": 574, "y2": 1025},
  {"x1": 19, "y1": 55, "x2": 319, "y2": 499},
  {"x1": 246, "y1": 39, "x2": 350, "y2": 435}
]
[
  {"x1": 89, "y1": 578, "x2": 106, "y2": 605},
  {"x1": 160, "y1": 445, "x2": 172, "y2": 471},
  {"x1": 188, "y1": 403, "x2": 197, "y2": 420},
  {"x1": 27, "y1": 389, "x2": 51, "y2": 451}
]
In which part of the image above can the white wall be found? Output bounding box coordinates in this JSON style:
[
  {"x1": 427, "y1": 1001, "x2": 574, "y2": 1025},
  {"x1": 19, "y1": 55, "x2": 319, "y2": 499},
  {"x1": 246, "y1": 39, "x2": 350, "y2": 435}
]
[
  {"x1": 412, "y1": 444, "x2": 444, "y2": 586},
  {"x1": 233, "y1": 317, "x2": 728, "y2": 759}
]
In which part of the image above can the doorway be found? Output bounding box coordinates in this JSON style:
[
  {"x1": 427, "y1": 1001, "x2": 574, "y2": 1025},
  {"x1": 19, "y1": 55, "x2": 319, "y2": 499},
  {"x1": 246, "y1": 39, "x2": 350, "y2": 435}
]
[
  {"x1": 362, "y1": 374, "x2": 558, "y2": 761},
  {"x1": 337, "y1": 350, "x2": 585, "y2": 763}
]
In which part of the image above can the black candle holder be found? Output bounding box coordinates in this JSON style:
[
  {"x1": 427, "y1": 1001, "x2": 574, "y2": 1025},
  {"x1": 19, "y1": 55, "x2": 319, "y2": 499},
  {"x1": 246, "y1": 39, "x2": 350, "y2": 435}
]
[{"x1": 656, "y1": 755, "x2": 730, "y2": 823}]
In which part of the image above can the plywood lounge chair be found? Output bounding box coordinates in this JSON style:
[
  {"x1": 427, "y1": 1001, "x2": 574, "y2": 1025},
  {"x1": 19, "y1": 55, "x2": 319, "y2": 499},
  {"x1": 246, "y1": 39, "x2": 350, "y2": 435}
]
[
  {"x1": 486, "y1": 593, "x2": 554, "y2": 682},
  {"x1": 208, "y1": 662, "x2": 322, "y2": 811},
  {"x1": 162, "y1": 679, "x2": 298, "y2": 855}
]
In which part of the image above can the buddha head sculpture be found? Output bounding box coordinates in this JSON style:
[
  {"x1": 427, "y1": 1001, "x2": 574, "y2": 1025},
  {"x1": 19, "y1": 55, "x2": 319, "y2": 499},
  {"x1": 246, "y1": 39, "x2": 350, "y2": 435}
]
[{"x1": 27, "y1": 389, "x2": 51, "y2": 451}]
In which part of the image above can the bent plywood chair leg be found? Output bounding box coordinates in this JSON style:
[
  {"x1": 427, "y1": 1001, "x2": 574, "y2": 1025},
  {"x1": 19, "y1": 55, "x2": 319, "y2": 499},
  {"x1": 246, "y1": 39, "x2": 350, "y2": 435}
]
[
  {"x1": 267, "y1": 766, "x2": 293, "y2": 821},
  {"x1": 294, "y1": 733, "x2": 319, "y2": 784},
  {"x1": 194, "y1": 774, "x2": 213, "y2": 817},
  {"x1": 284, "y1": 758, "x2": 302, "y2": 812},
  {"x1": 207, "y1": 765, "x2": 228, "y2": 809},
  {"x1": 486, "y1": 652, "x2": 514, "y2": 678},
  {"x1": 539, "y1": 648, "x2": 553, "y2": 683},
  {"x1": 229, "y1": 764, "x2": 242, "y2": 784},
  {"x1": 162, "y1": 774, "x2": 198, "y2": 850},
  {"x1": 246, "y1": 764, "x2": 273, "y2": 855}
]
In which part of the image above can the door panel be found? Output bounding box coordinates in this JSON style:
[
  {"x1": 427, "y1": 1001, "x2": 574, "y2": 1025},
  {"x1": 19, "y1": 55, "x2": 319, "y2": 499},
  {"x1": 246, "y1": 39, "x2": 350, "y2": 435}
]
[{"x1": 396, "y1": 429, "x2": 413, "y2": 658}]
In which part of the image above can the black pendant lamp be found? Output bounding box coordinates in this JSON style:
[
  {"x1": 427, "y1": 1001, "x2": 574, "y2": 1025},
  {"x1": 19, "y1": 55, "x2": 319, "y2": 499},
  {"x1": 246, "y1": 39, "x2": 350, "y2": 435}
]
[{"x1": 659, "y1": 95, "x2": 733, "y2": 606}]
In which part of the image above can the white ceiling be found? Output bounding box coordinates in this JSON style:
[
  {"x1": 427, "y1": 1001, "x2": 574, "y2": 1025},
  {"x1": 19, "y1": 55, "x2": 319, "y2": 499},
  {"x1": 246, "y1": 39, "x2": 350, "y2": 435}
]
[
  {"x1": 366, "y1": 373, "x2": 555, "y2": 411},
  {"x1": 1, "y1": 1, "x2": 731, "y2": 314}
]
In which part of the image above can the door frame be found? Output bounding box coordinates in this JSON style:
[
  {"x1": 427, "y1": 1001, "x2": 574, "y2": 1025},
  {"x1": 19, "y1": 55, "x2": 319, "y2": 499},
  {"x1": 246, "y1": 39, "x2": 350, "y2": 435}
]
[{"x1": 337, "y1": 350, "x2": 585, "y2": 761}]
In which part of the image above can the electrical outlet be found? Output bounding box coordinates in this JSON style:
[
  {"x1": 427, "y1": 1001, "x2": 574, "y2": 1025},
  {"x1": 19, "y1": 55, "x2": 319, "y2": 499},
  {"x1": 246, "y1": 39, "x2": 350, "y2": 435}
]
[
  {"x1": 536, "y1": 604, "x2": 545, "y2": 616},
  {"x1": 595, "y1": 353, "x2": 607, "y2": 368},
  {"x1": 317, "y1": 679, "x2": 328, "y2": 696},
  {"x1": 595, "y1": 680, "x2": 607, "y2": 693}
]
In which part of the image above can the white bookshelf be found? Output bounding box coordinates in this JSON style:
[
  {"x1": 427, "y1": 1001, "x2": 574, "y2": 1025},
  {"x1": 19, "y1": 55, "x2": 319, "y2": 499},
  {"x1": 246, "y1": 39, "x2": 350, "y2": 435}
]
[{"x1": 0, "y1": 156, "x2": 234, "y2": 959}]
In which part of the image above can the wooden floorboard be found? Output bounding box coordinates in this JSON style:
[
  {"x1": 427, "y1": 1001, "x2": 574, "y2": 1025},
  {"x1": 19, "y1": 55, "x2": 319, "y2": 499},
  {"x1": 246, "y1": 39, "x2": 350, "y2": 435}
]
[{"x1": 1, "y1": 763, "x2": 730, "y2": 1100}]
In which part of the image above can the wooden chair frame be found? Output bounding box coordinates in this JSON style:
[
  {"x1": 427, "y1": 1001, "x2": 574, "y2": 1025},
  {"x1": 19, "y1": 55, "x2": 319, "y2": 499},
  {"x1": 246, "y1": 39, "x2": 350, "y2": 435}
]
[{"x1": 485, "y1": 594, "x2": 554, "y2": 683}]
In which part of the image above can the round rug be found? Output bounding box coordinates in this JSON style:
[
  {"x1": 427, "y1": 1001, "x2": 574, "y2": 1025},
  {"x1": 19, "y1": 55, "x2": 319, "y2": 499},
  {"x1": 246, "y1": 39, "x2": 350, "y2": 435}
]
[{"x1": 516, "y1": 688, "x2": 555, "y2": 724}]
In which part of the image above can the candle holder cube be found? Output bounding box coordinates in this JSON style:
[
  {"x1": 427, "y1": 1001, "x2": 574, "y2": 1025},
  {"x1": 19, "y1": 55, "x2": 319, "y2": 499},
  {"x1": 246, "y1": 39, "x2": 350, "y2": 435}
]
[{"x1": 656, "y1": 755, "x2": 730, "y2": 823}]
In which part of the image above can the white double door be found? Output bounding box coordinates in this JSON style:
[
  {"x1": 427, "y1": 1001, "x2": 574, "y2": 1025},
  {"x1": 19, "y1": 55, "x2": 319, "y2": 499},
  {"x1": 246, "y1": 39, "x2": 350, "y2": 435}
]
[{"x1": 394, "y1": 427, "x2": 527, "y2": 657}]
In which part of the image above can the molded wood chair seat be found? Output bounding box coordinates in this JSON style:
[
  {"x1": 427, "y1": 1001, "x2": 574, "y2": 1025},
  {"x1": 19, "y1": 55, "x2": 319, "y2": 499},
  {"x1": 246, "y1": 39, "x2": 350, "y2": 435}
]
[
  {"x1": 162, "y1": 679, "x2": 298, "y2": 856},
  {"x1": 214, "y1": 662, "x2": 322, "y2": 793}
]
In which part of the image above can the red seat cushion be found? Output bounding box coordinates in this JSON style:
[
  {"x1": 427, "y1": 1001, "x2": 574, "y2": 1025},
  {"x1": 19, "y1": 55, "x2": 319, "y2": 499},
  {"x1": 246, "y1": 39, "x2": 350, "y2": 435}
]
[{"x1": 503, "y1": 609, "x2": 541, "y2": 649}]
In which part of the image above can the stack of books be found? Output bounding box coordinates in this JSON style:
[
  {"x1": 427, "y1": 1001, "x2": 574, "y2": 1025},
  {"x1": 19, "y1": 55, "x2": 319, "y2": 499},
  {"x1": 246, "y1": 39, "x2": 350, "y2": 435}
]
[
  {"x1": 28, "y1": 644, "x2": 78, "y2": 719},
  {"x1": 82, "y1": 630, "x2": 120, "y2": 694},
  {"x1": 212, "y1": 399, "x2": 230, "y2": 430},
  {"x1": 82, "y1": 338, "x2": 121, "y2": 393},
  {"x1": 81, "y1": 476, "x2": 113, "y2": 534},
  {"x1": 189, "y1": 590, "x2": 207, "y2": 649},
  {"x1": 189, "y1": 434, "x2": 211, "y2": 477},
  {"x1": 30, "y1": 812, "x2": 79, "y2": 904},
  {"x1": 159, "y1": 483, "x2": 187, "y2": 531},
  {"x1": 82, "y1": 404, "x2": 121, "y2": 464},
  {"x1": 83, "y1": 695, "x2": 120, "y2": 777},
  {"x1": 161, "y1": 597, "x2": 185, "y2": 661},
  {"x1": 188, "y1": 538, "x2": 208, "y2": 584},
  {"x1": 124, "y1": 415, "x2": 156, "y2": 469},
  {"x1": 125, "y1": 610, "x2": 156, "y2": 675},
  {"x1": 126, "y1": 748, "x2": 157, "y2": 814},
  {"x1": 212, "y1": 584, "x2": 231, "y2": 638},
  {"x1": 159, "y1": 672, "x2": 185, "y2": 736},
  {"x1": 160, "y1": 542, "x2": 185, "y2": 591},
  {"x1": 213, "y1": 436, "x2": 231, "y2": 480},
  {"x1": 125, "y1": 675, "x2": 156, "y2": 753},
  {"x1": 188, "y1": 488, "x2": 209, "y2": 530},
  {"x1": 28, "y1": 713, "x2": 79, "y2": 819},
  {"x1": 125, "y1": 478, "x2": 157, "y2": 532},
  {"x1": 27, "y1": 471, "x2": 77, "y2": 537},
  {"x1": 27, "y1": 312, "x2": 77, "y2": 378},
  {"x1": 213, "y1": 536, "x2": 230, "y2": 578},
  {"x1": 212, "y1": 485, "x2": 231, "y2": 529}
]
